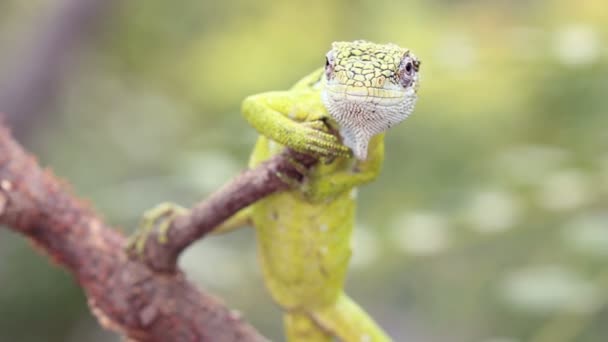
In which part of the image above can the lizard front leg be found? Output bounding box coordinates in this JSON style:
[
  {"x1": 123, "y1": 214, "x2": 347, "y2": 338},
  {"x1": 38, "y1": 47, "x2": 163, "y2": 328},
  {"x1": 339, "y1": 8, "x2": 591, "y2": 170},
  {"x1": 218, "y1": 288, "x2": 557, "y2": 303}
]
[{"x1": 242, "y1": 90, "x2": 350, "y2": 159}]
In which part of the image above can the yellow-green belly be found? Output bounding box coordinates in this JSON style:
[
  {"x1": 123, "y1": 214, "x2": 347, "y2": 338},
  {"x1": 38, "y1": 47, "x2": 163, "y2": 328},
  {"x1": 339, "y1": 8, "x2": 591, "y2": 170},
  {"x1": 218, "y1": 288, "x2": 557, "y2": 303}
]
[{"x1": 252, "y1": 190, "x2": 355, "y2": 309}]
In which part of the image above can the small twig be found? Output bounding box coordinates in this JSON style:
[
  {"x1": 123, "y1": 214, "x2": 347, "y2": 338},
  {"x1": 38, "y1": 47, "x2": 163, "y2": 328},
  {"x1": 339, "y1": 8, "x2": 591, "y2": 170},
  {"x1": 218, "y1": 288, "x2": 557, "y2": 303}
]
[
  {"x1": 0, "y1": 117, "x2": 268, "y2": 342},
  {"x1": 129, "y1": 150, "x2": 317, "y2": 273}
]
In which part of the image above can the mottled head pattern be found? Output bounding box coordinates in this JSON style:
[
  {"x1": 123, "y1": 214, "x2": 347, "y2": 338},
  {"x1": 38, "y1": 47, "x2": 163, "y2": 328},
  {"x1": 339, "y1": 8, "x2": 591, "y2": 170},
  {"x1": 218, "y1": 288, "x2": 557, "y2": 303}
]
[{"x1": 321, "y1": 40, "x2": 421, "y2": 160}]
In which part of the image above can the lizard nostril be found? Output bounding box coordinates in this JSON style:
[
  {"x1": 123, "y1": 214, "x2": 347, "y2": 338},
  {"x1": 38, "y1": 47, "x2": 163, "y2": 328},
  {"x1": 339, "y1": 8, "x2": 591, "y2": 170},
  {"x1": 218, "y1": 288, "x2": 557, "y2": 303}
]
[{"x1": 374, "y1": 76, "x2": 385, "y2": 87}]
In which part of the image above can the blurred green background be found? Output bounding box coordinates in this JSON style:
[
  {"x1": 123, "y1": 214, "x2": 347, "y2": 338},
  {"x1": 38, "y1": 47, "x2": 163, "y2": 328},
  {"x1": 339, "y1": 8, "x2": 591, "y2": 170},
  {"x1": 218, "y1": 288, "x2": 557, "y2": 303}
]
[{"x1": 1, "y1": 0, "x2": 607, "y2": 341}]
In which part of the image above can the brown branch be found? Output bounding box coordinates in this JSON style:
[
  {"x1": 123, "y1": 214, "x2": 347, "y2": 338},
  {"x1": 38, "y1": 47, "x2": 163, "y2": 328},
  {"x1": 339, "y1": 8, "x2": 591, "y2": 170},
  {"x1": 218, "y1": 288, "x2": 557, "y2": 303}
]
[
  {"x1": 0, "y1": 117, "x2": 277, "y2": 342},
  {"x1": 130, "y1": 151, "x2": 317, "y2": 273}
]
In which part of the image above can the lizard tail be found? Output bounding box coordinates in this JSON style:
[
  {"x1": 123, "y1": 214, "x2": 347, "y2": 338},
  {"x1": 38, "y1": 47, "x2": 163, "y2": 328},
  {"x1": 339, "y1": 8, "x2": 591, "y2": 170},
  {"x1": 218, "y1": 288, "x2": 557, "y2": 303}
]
[
  {"x1": 312, "y1": 293, "x2": 392, "y2": 342},
  {"x1": 284, "y1": 311, "x2": 332, "y2": 342}
]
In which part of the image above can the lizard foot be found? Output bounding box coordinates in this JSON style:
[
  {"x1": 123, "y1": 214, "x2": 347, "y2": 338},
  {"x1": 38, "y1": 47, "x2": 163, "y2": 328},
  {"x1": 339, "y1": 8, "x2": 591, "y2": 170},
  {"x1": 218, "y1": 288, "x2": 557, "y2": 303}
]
[
  {"x1": 293, "y1": 120, "x2": 351, "y2": 160},
  {"x1": 126, "y1": 202, "x2": 188, "y2": 256},
  {"x1": 275, "y1": 154, "x2": 310, "y2": 189}
]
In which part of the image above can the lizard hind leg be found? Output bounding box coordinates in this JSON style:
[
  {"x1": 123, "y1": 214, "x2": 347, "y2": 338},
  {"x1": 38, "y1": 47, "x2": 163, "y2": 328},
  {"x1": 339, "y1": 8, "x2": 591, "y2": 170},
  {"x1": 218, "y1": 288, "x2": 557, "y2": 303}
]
[{"x1": 284, "y1": 311, "x2": 333, "y2": 342}]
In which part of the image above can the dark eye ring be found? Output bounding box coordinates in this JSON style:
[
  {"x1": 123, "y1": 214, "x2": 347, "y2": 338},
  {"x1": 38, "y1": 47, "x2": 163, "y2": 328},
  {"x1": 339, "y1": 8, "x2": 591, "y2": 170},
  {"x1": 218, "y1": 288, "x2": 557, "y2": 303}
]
[{"x1": 325, "y1": 57, "x2": 330, "y2": 68}]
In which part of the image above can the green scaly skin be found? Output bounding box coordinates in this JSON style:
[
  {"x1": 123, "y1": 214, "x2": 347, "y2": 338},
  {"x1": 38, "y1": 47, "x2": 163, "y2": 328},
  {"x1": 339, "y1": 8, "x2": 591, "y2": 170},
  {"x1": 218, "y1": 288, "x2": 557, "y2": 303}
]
[{"x1": 130, "y1": 40, "x2": 421, "y2": 342}]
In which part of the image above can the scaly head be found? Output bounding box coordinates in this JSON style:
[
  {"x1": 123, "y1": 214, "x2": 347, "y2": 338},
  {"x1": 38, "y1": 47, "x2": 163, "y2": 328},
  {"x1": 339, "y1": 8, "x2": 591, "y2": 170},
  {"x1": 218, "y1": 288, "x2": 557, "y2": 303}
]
[{"x1": 321, "y1": 40, "x2": 421, "y2": 160}]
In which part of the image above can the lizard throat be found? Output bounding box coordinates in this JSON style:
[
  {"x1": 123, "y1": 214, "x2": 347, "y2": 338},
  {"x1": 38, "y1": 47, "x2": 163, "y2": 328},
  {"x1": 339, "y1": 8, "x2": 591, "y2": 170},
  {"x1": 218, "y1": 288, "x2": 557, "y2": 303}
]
[{"x1": 321, "y1": 87, "x2": 417, "y2": 160}]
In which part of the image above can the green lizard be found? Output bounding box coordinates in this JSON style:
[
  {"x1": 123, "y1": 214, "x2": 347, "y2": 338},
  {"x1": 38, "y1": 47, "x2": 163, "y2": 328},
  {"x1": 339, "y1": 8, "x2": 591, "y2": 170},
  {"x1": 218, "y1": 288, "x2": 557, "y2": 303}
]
[{"x1": 133, "y1": 40, "x2": 420, "y2": 341}]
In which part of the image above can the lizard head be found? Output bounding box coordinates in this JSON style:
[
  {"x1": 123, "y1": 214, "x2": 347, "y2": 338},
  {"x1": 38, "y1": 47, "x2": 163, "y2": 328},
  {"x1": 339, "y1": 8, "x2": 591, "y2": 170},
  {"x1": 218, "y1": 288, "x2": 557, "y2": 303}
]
[{"x1": 321, "y1": 40, "x2": 420, "y2": 160}]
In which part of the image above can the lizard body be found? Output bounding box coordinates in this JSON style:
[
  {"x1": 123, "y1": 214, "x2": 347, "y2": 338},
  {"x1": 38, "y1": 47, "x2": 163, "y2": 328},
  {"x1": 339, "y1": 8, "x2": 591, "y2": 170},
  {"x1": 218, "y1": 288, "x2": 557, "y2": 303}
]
[
  {"x1": 133, "y1": 40, "x2": 420, "y2": 342},
  {"x1": 234, "y1": 40, "x2": 420, "y2": 341}
]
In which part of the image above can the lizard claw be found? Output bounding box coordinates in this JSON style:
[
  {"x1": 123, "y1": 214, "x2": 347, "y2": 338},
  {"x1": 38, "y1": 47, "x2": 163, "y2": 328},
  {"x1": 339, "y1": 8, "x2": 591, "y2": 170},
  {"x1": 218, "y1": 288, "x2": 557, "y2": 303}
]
[
  {"x1": 125, "y1": 202, "x2": 188, "y2": 256},
  {"x1": 300, "y1": 120, "x2": 327, "y2": 131}
]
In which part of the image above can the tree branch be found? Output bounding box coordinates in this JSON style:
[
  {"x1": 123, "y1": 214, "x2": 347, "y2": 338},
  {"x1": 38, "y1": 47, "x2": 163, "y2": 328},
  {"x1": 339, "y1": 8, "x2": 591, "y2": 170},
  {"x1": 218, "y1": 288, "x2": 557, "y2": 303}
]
[
  {"x1": 0, "y1": 116, "x2": 275, "y2": 342},
  {"x1": 130, "y1": 151, "x2": 317, "y2": 273}
]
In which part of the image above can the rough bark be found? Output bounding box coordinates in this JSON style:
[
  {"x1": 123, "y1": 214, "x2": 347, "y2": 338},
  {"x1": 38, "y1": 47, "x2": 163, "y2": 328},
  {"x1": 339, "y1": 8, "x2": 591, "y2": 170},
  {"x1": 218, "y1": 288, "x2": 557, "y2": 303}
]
[{"x1": 0, "y1": 117, "x2": 315, "y2": 341}]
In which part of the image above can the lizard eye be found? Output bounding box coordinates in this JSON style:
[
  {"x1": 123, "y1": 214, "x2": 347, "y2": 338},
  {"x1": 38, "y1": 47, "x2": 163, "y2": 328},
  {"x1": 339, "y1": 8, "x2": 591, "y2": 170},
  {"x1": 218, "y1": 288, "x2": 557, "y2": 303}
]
[
  {"x1": 324, "y1": 50, "x2": 335, "y2": 79},
  {"x1": 405, "y1": 62, "x2": 413, "y2": 74},
  {"x1": 398, "y1": 53, "x2": 419, "y2": 88}
]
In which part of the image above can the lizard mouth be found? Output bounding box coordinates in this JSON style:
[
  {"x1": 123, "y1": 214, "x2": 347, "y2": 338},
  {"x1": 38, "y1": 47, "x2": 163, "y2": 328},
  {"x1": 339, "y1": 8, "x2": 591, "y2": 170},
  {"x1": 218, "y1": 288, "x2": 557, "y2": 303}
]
[{"x1": 324, "y1": 85, "x2": 407, "y2": 106}]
